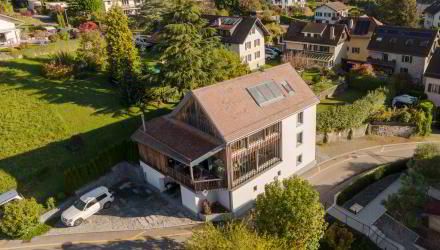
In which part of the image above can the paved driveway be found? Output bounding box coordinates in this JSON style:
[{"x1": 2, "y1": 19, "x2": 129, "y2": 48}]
[{"x1": 47, "y1": 185, "x2": 199, "y2": 236}]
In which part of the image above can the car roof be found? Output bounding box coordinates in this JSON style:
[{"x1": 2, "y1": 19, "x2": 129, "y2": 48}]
[
  {"x1": 80, "y1": 186, "x2": 108, "y2": 202},
  {"x1": 0, "y1": 190, "x2": 21, "y2": 206}
]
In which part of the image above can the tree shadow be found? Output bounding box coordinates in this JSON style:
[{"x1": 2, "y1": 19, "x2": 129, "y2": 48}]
[
  {"x1": 0, "y1": 58, "x2": 128, "y2": 116},
  {"x1": 58, "y1": 236, "x2": 184, "y2": 250}
]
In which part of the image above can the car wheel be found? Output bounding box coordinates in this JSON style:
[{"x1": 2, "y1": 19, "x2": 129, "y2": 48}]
[
  {"x1": 74, "y1": 218, "x2": 83, "y2": 226},
  {"x1": 103, "y1": 202, "x2": 112, "y2": 209}
]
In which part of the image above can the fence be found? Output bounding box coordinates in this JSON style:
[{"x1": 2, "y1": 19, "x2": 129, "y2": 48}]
[{"x1": 330, "y1": 206, "x2": 401, "y2": 250}]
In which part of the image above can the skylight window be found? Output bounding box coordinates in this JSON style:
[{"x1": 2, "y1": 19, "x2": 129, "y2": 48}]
[
  {"x1": 281, "y1": 80, "x2": 295, "y2": 95},
  {"x1": 247, "y1": 81, "x2": 285, "y2": 107}
]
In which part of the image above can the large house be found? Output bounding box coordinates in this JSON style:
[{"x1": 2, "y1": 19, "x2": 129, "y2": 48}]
[
  {"x1": 423, "y1": 1, "x2": 440, "y2": 29},
  {"x1": 271, "y1": 0, "x2": 306, "y2": 8},
  {"x1": 339, "y1": 16, "x2": 382, "y2": 65},
  {"x1": 425, "y1": 49, "x2": 440, "y2": 106},
  {"x1": 131, "y1": 64, "x2": 319, "y2": 216},
  {"x1": 284, "y1": 21, "x2": 349, "y2": 68},
  {"x1": 103, "y1": 0, "x2": 144, "y2": 15},
  {"x1": 367, "y1": 26, "x2": 439, "y2": 83},
  {"x1": 203, "y1": 15, "x2": 269, "y2": 70},
  {"x1": 0, "y1": 14, "x2": 22, "y2": 48},
  {"x1": 314, "y1": 1, "x2": 350, "y2": 24}
]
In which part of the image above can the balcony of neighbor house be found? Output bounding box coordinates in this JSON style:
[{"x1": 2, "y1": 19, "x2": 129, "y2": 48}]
[
  {"x1": 285, "y1": 49, "x2": 334, "y2": 68},
  {"x1": 367, "y1": 56, "x2": 396, "y2": 74},
  {"x1": 132, "y1": 117, "x2": 228, "y2": 193}
]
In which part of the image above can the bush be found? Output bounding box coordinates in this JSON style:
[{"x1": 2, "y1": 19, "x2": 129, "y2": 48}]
[
  {"x1": 76, "y1": 30, "x2": 107, "y2": 71},
  {"x1": 45, "y1": 197, "x2": 56, "y2": 210},
  {"x1": 323, "y1": 223, "x2": 354, "y2": 250},
  {"x1": 42, "y1": 52, "x2": 76, "y2": 79},
  {"x1": 336, "y1": 160, "x2": 408, "y2": 206},
  {"x1": 0, "y1": 170, "x2": 17, "y2": 193},
  {"x1": 57, "y1": 30, "x2": 70, "y2": 41},
  {"x1": 48, "y1": 34, "x2": 59, "y2": 43},
  {"x1": 63, "y1": 140, "x2": 139, "y2": 194},
  {"x1": 0, "y1": 198, "x2": 43, "y2": 239},
  {"x1": 79, "y1": 21, "x2": 99, "y2": 33}
]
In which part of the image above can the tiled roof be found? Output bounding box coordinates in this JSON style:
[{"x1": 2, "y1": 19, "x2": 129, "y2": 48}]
[
  {"x1": 319, "y1": 1, "x2": 349, "y2": 11},
  {"x1": 424, "y1": 1, "x2": 440, "y2": 15},
  {"x1": 189, "y1": 64, "x2": 319, "y2": 142},
  {"x1": 284, "y1": 21, "x2": 348, "y2": 46},
  {"x1": 339, "y1": 16, "x2": 382, "y2": 36},
  {"x1": 131, "y1": 117, "x2": 222, "y2": 165},
  {"x1": 202, "y1": 15, "x2": 269, "y2": 44},
  {"x1": 426, "y1": 49, "x2": 440, "y2": 79},
  {"x1": 367, "y1": 25, "x2": 439, "y2": 57}
]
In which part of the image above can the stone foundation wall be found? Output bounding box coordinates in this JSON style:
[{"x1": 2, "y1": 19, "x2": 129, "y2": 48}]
[
  {"x1": 316, "y1": 124, "x2": 368, "y2": 144},
  {"x1": 368, "y1": 122, "x2": 416, "y2": 138}
]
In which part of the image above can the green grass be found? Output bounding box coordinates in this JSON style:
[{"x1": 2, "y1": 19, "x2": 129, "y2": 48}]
[
  {"x1": 317, "y1": 89, "x2": 366, "y2": 113},
  {"x1": 0, "y1": 58, "x2": 172, "y2": 201},
  {"x1": 8, "y1": 40, "x2": 80, "y2": 58},
  {"x1": 301, "y1": 69, "x2": 320, "y2": 82}
]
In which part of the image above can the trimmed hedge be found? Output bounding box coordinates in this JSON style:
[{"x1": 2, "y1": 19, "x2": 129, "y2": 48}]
[
  {"x1": 63, "y1": 140, "x2": 138, "y2": 194},
  {"x1": 0, "y1": 170, "x2": 17, "y2": 193},
  {"x1": 336, "y1": 160, "x2": 408, "y2": 206}
]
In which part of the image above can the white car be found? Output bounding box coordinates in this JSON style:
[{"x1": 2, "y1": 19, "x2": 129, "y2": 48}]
[{"x1": 61, "y1": 186, "x2": 114, "y2": 227}]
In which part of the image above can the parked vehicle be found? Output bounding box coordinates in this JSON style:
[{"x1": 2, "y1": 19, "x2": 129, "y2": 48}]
[
  {"x1": 61, "y1": 186, "x2": 114, "y2": 227},
  {"x1": 266, "y1": 45, "x2": 282, "y2": 55},
  {"x1": 0, "y1": 190, "x2": 23, "y2": 207},
  {"x1": 265, "y1": 49, "x2": 278, "y2": 59}
]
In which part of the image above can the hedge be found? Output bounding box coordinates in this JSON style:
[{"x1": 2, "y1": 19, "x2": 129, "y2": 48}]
[
  {"x1": 0, "y1": 170, "x2": 17, "y2": 193},
  {"x1": 63, "y1": 140, "x2": 138, "y2": 194},
  {"x1": 347, "y1": 74, "x2": 386, "y2": 92},
  {"x1": 336, "y1": 159, "x2": 408, "y2": 206}
]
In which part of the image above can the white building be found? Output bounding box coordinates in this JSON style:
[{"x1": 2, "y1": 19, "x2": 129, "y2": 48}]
[
  {"x1": 425, "y1": 50, "x2": 440, "y2": 107},
  {"x1": 203, "y1": 15, "x2": 269, "y2": 70},
  {"x1": 103, "y1": 0, "x2": 144, "y2": 15},
  {"x1": 423, "y1": 2, "x2": 440, "y2": 29},
  {"x1": 271, "y1": 0, "x2": 306, "y2": 8},
  {"x1": 0, "y1": 14, "x2": 22, "y2": 48},
  {"x1": 132, "y1": 64, "x2": 319, "y2": 216},
  {"x1": 284, "y1": 21, "x2": 349, "y2": 68},
  {"x1": 314, "y1": 1, "x2": 350, "y2": 24},
  {"x1": 367, "y1": 26, "x2": 439, "y2": 83}
]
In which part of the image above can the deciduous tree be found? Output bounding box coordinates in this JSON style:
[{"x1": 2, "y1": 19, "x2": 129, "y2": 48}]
[
  {"x1": 379, "y1": 0, "x2": 418, "y2": 27},
  {"x1": 255, "y1": 176, "x2": 327, "y2": 250},
  {"x1": 77, "y1": 30, "x2": 107, "y2": 71}
]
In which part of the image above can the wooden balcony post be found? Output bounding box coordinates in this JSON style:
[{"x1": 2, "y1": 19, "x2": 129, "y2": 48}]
[{"x1": 190, "y1": 165, "x2": 195, "y2": 182}]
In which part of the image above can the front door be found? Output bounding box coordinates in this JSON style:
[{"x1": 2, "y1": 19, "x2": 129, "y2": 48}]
[{"x1": 84, "y1": 199, "x2": 100, "y2": 218}]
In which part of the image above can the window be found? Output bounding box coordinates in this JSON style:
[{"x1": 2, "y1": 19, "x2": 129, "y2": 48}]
[
  {"x1": 401, "y1": 55, "x2": 413, "y2": 63},
  {"x1": 316, "y1": 12, "x2": 322, "y2": 17},
  {"x1": 427, "y1": 83, "x2": 440, "y2": 94},
  {"x1": 254, "y1": 39, "x2": 260, "y2": 47},
  {"x1": 245, "y1": 41, "x2": 252, "y2": 50},
  {"x1": 352, "y1": 47, "x2": 360, "y2": 54},
  {"x1": 297, "y1": 112, "x2": 304, "y2": 125},
  {"x1": 251, "y1": 26, "x2": 256, "y2": 34},
  {"x1": 297, "y1": 154, "x2": 303, "y2": 165},
  {"x1": 253, "y1": 185, "x2": 258, "y2": 191},
  {"x1": 122, "y1": 0, "x2": 129, "y2": 5},
  {"x1": 246, "y1": 54, "x2": 252, "y2": 62},
  {"x1": 255, "y1": 51, "x2": 260, "y2": 59},
  {"x1": 278, "y1": 170, "x2": 281, "y2": 176},
  {"x1": 96, "y1": 194, "x2": 107, "y2": 202},
  {"x1": 347, "y1": 46, "x2": 350, "y2": 51},
  {"x1": 86, "y1": 199, "x2": 97, "y2": 209},
  {"x1": 400, "y1": 67, "x2": 408, "y2": 73},
  {"x1": 297, "y1": 132, "x2": 303, "y2": 146}
]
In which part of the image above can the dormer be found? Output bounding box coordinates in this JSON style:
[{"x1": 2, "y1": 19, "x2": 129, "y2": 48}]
[
  {"x1": 301, "y1": 23, "x2": 326, "y2": 38},
  {"x1": 210, "y1": 16, "x2": 242, "y2": 37}
]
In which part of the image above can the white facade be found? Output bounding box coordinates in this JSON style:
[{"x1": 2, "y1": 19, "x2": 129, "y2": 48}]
[
  {"x1": 139, "y1": 105, "x2": 317, "y2": 215},
  {"x1": 314, "y1": 5, "x2": 348, "y2": 24},
  {"x1": 425, "y1": 76, "x2": 440, "y2": 107},
  {"x1": 424, "y1": 12, "x2": 440, "y2": 29},
  {"x1": 103, "y1": 0, "x2": 143, "y2": 15},
  {"x1": 368, "y1": 50, "x2": 431, "y2": 83},
  {"x1": 271, "y1": 0, "x2": 306, "y2": 8},
  {"x1": 0, "y1": 16, "x2": 21, "y2": 48},
  {"x1": 226, "y1": 24, "x2": 266, "y2": 70}
]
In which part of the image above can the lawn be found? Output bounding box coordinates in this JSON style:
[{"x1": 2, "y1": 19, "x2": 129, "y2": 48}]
[
  {"x1": 15, "y1": 40, "x2": 80, "y2": 58},
  {"x1": 0, "y1": 58, "x2": 172, "y2": 201},
  {"x1": 317, "y1": 89, "x2": 366, "y2": 113}
]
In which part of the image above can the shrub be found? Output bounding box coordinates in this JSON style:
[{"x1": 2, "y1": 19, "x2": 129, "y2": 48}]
[
  {"x1": 76, "y1": 30, "x2": 107, "y2": 71},
  {"x1": 0, "y1": 198, "x2": 43, "y2": 239},
  {"x1": 57, "y1": 30, "x2": 70, "y2": 41},
  {"x1": 201, "y1": 199, "x2": 212, "y2": 215},
  {"x1": 0, "y1": 170, "x2": 17, "y2": 193},
  {"x1": 336, "y1": 160, "x2": 408, "y2": 206},
  {"x1": 79, "y1": 21, "x2": 99, "y2": 33},
  {"x1": 63, "y1": 140, "x2": 139, "y2": 194},
  {"x1": 42, "y1": 52, "x2": 75, "y2": 79},
  {"x1": 48, "y1": 34, "x2": 59, "y2": 43},
  {"x1": 45, "y1": 197, "x2": 56, "y2": 210},
  {"x1": 323, "y1": 223, "x2": 354, "y2": 250}
]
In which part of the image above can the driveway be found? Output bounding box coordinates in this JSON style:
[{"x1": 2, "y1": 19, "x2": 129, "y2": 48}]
[{"x1": 46, "y1": 184, "x2": 199, "y2": 236}]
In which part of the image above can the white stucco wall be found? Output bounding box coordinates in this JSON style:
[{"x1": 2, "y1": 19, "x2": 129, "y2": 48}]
[
  {"x1": 0, "y1": 18, "x2": 20, "y2": 47},
  {"x1": 333, "y1": 41, "x2": 347, "y2": 65},
  {"x1": 230, "y1": 104, "x2": 317, "y2": 215},
  {"x1": 425, "y1": 76, "x2": 440, "y2": 107},
  {"x1": 180, "y1": 185, "x2": 219, "y2": 214},
  {"x1": 140, "y1": 161, "x2": 167, "y2": 192},
  {"x1": 314, "y1": 5, "x2": 347, "y2": 24}
]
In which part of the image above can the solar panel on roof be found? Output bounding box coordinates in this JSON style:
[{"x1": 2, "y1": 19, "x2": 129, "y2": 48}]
[
  {"x1": 247, "y1": 81, "x2": 285, "y2": 107},
  {"x1": 353, "y1": 20, "x2": 370, "y2": 35}
]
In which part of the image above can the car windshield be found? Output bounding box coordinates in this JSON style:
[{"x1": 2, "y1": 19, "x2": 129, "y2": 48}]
[{"x1": 73, "y1": 199, "x2": 87, "y2": 211}]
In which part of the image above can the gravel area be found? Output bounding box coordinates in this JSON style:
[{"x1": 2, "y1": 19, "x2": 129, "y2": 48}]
[{"x1": 46, "y1": 186, "x2": 199, "y2": 235}]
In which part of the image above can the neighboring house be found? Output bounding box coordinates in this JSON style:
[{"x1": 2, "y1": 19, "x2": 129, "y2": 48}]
[
  {"x1": 314, "y1": 1, "x2": 350, "y2": 24},
  {"x1": 367, "y1": 25, "x2": 439, "y2": 83},
  {"x1": 423, "y1": 1, "x2": 440, "y2": 29},
  {"x1": 339, "y1": 15, "x2": 382, "y2": 65},
  {"x1": 103, "y1": 0, "x2": 144, "y2": 15},
  {"x1": 203, "y1": 15, "x2": 270, "y2": 70},
  {"x1": 271, "y1": 0, "x2": 306, "y2": 8},
  {"x1": 0, "y1": 14, "x2": 22, "y2": 48},
  {"x1": 284, "y1": 21, "x2": 349, "y2": 68},
  {"x1": 424, "y1": 49, "x2": 440, "y2": 106},
  {"x1": 131, "y1": 64, "x2": 319, "y2": 216}
]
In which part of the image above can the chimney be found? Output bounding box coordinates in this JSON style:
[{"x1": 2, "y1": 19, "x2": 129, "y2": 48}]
[
  {"x1": 330, "y1": 26, "x2": 335, "y2": 40},
  {"x1": 349, "y1": 19, "x2": 354, "y2": 30}
]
